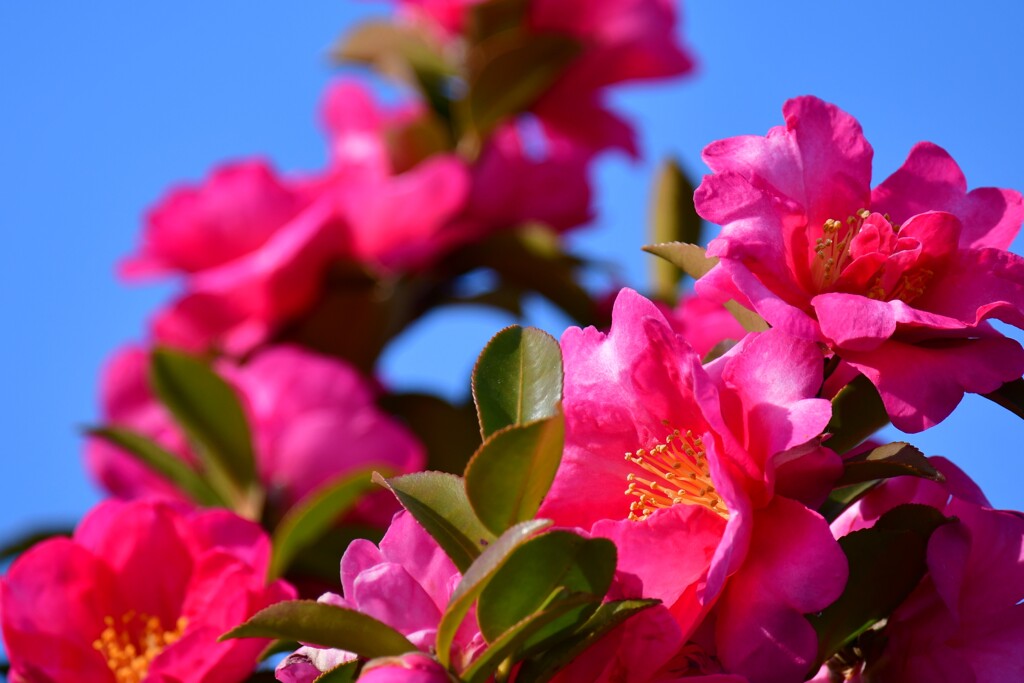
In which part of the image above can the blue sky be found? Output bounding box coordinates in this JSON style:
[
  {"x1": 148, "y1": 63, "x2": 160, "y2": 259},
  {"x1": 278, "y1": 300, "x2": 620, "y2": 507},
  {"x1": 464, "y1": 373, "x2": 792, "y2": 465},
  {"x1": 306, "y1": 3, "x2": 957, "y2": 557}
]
[{"x1": 2, "y1": 1, "x2": 1023, "y2": 541}]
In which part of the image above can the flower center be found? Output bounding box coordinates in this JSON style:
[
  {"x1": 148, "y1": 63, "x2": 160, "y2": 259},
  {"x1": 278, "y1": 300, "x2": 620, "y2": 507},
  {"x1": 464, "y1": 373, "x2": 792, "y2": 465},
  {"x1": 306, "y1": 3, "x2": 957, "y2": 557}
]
[
  {"x1": 624, "y1": 427, "x2": 728, "y2": 521},
  {"x1": 93, "y1": 611, "x2": 188, "y2": 683},
  {"x1": 813, "y1": 209, "x2": 872, "y2": 287}
]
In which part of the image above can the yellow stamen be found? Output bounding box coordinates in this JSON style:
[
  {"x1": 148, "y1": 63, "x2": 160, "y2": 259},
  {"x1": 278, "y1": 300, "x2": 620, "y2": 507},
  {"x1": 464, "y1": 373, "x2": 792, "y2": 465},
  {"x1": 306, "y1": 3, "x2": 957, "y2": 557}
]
[
  {"x1": 624, "y1": 426, "x2": 728, "y2": 522},
  {"x1": 92, "y1": 612, "x2": 188, "y2": 683}
]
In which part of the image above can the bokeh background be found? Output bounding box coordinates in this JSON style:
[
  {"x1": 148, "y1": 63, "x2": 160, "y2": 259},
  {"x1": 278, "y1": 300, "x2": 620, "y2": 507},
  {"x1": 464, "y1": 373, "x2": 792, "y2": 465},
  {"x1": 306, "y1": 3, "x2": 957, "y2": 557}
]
[{"x1": 2, "y1": 1, "x2": 1023, "y2": 542}]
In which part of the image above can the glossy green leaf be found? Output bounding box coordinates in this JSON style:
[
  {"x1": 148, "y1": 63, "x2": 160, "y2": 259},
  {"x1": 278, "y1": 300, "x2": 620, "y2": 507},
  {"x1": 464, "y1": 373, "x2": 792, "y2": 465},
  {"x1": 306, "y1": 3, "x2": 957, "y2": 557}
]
[
  {"x1": 836, "y1": 442, "x2": 944, "y2": 487},
  {"x1": 826, "y1": 374, "x2": 890, "y2": 455},
  {"x1": 514, "y1": 599, "x2": 660, "y2": 683},
  {"x1": 465, "y1": 416, "x2": 564, "y2": 535},
  {"x1": 983, "y1": 376, "x2": 1024, "y2": 421},
  {"x1": 88, "y1": 426, "x2": 225, "y2": 506},
  {"x1": 649, "y1": 160, "x2": 701, "y2": 303},
  {"x1": 461, "y1": 591, "x2": 596, "y2": 683},
  {"x1": 476, "y1": 531, "x2": 616, "y2": 643},
  {"x1": 435, "y1": 519, "x2": 551, "y2": 668},
  {"x1": 269, "y1": 467, "x2": 384, "y2": 580},
  {"x1": 313, "y1": 661, "x2": 359, "y2": 683},
  {"x1": 149, "y1": 347, "x2": 257, "y2": 489},
  {"x1": 373, "y1": 471, "x2": 495, "y2": 573},
  {"x1": 222, "y1": 600, "x2": 415, "y2": 659},
  {"x1": 464, "y1": 30, "x2": 579, "y2": 138},
  {"x1": 472, "y1": 326, "x2": 563, "y2": 439},
  {"x1": 808, "y1": 504, "x2": 950, "y2": 666}
]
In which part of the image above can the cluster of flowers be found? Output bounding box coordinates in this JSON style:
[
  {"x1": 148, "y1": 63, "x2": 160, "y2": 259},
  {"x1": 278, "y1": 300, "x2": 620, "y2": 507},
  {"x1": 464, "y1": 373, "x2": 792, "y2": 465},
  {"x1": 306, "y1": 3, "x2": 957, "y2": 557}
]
[{"x1": 4, "y1": 1, "x2": 1024, "y2": 683}]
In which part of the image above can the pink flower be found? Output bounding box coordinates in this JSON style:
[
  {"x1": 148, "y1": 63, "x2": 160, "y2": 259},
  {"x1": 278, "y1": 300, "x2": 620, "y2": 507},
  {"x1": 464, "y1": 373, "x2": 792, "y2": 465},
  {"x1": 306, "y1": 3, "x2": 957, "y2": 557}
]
[
  {"x1": 396, "y1": 0, "x2": 695, "y2": 155},
  {"x1": 276, "y1": 511, "x2": 483, "y2": 682},
  {"x1": 87, "y1": 344, "x2": 424, "y2": 520},
  {"x1": 538, "y1": 289, "x2": 846, "y2": 683},
  {"x1": 829, "y1": 458, "x2": 1024, "y2": 682},
  {"x1": 0, "y1": 499, "x2": 295, "y2": 683},
  {"x1": 358, "y1": 654, "x2": 453, "y2": 683},
  {"x1": 694, "y1": 96, "x2": 1024, "y2": 432},
  {"x1": 129, "y1": 80, "x2": 469, "y2": 354},
  {"x1": 658, "y1": 293, "x2": 748, "y2": 359}
]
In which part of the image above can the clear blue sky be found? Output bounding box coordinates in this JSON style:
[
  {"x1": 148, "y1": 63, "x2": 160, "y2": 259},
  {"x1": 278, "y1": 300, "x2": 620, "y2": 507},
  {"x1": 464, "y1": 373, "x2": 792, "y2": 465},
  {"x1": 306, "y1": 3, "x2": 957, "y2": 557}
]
[{"x1": 2, "y1": 2, "x2": 1023, "y2": 541}]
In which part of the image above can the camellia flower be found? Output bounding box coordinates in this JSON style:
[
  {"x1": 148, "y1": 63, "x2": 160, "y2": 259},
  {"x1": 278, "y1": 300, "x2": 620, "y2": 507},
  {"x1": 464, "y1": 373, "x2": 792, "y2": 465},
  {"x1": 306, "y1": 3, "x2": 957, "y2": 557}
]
[
  {"x1": 276, "y1": 511, "x2": 483, "y2": 682},
  {"x1": 694, "y1": 96, "x2": 1024, "y2": 432},
  {"x1": 0, "y1": 499, "x2": 295, "y2": 683},
  {"x1": 357, "y1": 653, "x2": 454, "y2": 683},
  {"x1": 87, "y1": 344, "x2": 424, "y2": 521},
  {"x1": 826, "y1": 458, "x2": 1024, "y2": 682},
  {"x1": 127, "y1": 80, "x2": 469, "y2": 354},
  {"x1": 537, "y1": 288, "x2": 846, "y2": 683},
  {"x1": 396, "y1": 0, "x2": 695, "y2": 155}
]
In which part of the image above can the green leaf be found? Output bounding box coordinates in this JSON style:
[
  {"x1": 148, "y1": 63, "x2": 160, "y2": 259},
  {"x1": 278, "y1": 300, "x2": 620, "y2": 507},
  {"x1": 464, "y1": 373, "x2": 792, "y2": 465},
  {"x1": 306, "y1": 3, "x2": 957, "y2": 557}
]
[
  {"x1": 472, "y1": 326, "x2": 564, "y2": 439},
  {"x1": 836, "y1": 442, "x2": 944, "y2": 487},
  {"x1": 465, "y1": 416, "x2": 564, "y2": 535},
  {"x1": 269, "y1": 468, "x2": 385, "y2": 580},
  {"x1": 463, "y1": 30, "x2": 579, "y2": 138},
  {"x1": 982, "y1": 376, "x2": 1024, "y2": 421},
  {"x1": 373, "y1": 471, "x2": 496, "y2": 573},
  {"x1": 514, "y1": 599, "x2": 660, "y2": 683},
  {"x1": 642, "y1": 241, "x2": 718, "y2": 280},
  {"x1": 313, "y1": 661, "x2": 359, "y2": 683},
  {"x1": 148, "y1": 347, "x2": 257, "y2": 491},
  {"x1": 436, "y1": 519, "x2": 551, "y2": 668},
  {"x1": 378, "y1": 393, "x2": 482, "y2": 475},
  {"x1": 221, "y1": 600, "x2": 416, "y2": 660},
  {"x1": 808, "y1": 504, "x2": 951, "y2": 666},
  {"x1": 87, "y1": 426, "x2": 225, "y2": 506},
  {"x1": 826, "y1": 374, "x2": 890, "y2": 455},
  {"x1": 476, "y1": 532, "x2": 616, "y2": 643},
  {"x1": 649, "y1": 160, "x2": 701, "y2": 303},
  {"x1": 723, "y1": 300, "x2": 770, "y2": 333}
]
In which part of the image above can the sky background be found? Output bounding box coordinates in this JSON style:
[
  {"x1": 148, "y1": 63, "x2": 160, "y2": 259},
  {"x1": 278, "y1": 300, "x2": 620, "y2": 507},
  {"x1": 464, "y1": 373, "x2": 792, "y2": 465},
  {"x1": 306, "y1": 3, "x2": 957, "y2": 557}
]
[{"x1": 2, "y1": 1, "x2": 1023, "y2": 543}]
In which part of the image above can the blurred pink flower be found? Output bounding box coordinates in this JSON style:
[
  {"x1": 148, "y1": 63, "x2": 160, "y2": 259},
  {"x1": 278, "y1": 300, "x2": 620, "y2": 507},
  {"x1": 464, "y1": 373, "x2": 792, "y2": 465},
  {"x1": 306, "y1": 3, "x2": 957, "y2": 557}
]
[
  {"x1": 694, "y1": 96, "x2": 1024, "y2": 432},
  {"x1": 658, "y1": 293, "x2": 748, "y2": 359},
  {"x1": 538, "y1": 288, "x2": 845, "y2": 683},
  {"x1": 127, "y1": 80, "x2": 470, "y2": 354},
  {"x1": 0, "y1": 499, "x2": 294, "y2": 683},
  {"x1": 87, "y1": 344, "x2": 424, "y2": 520},
  {"x1": 829, "y1": 458, "x2": 1024, "y2": 682},
  {"x1": 276, "y1": 511, "x2": 483, "y2": 682}
]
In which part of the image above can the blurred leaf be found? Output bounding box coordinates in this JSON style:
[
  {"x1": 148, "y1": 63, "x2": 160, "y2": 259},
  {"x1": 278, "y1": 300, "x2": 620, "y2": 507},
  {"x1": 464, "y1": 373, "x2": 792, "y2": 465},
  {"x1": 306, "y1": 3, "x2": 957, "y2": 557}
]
[
  {"x1": 314, "y1": 661, "x2": 359, "y2": 683},
  {"x1": 477, "y1": 532, "x2": 616, "y2": 643},
  {"x1": 808, "y1": 504, "x2": 951, "y2": 666},
  {"x1": 222, "y1": 600, "x2": 415, "y2": 659},
  {"x1": 88, "y1": 426, "x2": 224, "y2": 507},
  {"x1": 472, "y1": 326, "x2": 563, "y2": 439},
  {"x1": 702, "y1": 339, "x2": 738, "y2": 363},
  {"x1": 287, "y1": 524, "x2": 383, "y2": 587},
  {"x1": 514, "y1": 599, "x2": 660, "y2": 683},
  {"x1": 643, "y1": 241, "x2": 717, "y2": 280},
  {"x1": 983, "y1": 377, "x2": 1024, "y2": 420},
  {"x1": 465, "y1": 416, "x2": 564, "y2": 535},
  {"x1": 649, "y1": 160, "x2": 701, "y2": 303},
  {"x1": 269, "y1": 468, "x2": 384, "y2": 580},
  {"x1": 436, "y1": 519, "x2": 551, "y2": 668},
  {"x1": 0, "y1": 525, "x2": 74, "y2": 563},
  {"x1": 451, "y1": 228, "x2": 601, "y2": 329},
  {"x1": 333, "y1": 21, "x2": 454, "y2": 125},
  {"x1": 468, "y1": 0, "x2": 529, "y2": 43},
  {"x1": 149, "y1": 347, "x2": 257, "y2": 492},
  {"x1": 463, "y1": 29, "x2": 579, "y2": 138},
  {"x1": 837, "y1": 442, "x2": 944, "y2": 487},
  {"x1": 380, "y1": 393, "x2": 482, "y2": 475},
  {"x1": 462, "y1": 590, "x2": 595, "y2": 683},
  {"x1": 826, "y1": 375, "x2": 890, "y2": 455},
  {"x1": 373, "y1": 471, "x2": 495, "y2": 573}
]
